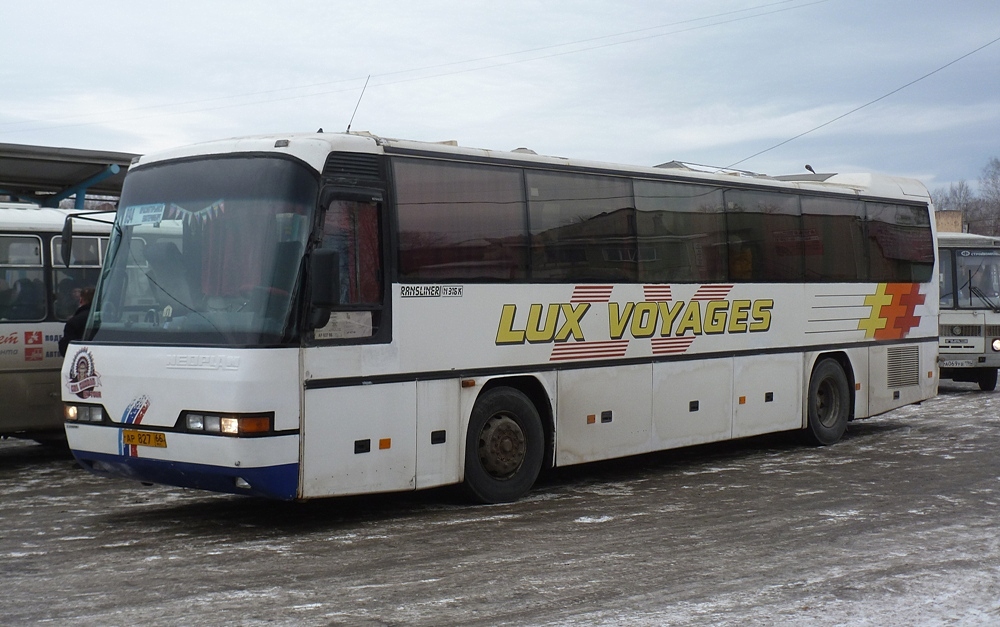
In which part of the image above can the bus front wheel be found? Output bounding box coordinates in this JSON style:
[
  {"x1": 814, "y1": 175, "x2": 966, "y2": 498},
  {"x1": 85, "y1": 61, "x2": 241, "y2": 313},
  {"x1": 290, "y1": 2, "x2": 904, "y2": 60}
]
[
  {"x1": 463, "y1": 387, "x2": 544, "y2": 504},
  {"x1": 804, "y1": 358, "x2": 850, "y2": 446},
  {"x1": 979, "y1": 368, "x2": 998, "y2": 392}
]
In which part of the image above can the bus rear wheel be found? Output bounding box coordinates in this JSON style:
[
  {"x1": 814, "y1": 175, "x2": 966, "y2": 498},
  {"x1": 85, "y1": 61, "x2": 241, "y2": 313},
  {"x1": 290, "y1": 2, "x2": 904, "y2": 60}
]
[
  {"x1": 978, "y1": 368, "x2": 998, "y2": 392},
  {"x1": 463, "y1": 387, "x2": 544, "y2": 504},
  {"x1": 803, "y1": 358, "x2": 850, "y2": 446}
]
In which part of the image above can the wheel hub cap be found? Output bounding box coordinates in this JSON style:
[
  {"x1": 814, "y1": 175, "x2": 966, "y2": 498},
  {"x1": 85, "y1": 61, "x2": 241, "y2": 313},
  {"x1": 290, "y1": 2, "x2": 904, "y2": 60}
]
[{"x1": 478, "y1": 414, "x2": 526, "y2": 479}]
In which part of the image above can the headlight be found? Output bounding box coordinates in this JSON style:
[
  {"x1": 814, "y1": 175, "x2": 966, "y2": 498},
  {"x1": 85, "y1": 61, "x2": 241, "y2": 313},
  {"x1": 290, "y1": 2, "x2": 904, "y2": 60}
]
[
  {"x1": 182, "y1": 411, "x2": 273, "y2": 436},
  {"x1": 185, "y1": 413, "x2": 204, "y2": 430},
  {"x1": 992, "y1": 339, "x2": 1000, "y2": 352},
  {"x1": 65, "y1": 404, "x2": 104, "y2": 423}
]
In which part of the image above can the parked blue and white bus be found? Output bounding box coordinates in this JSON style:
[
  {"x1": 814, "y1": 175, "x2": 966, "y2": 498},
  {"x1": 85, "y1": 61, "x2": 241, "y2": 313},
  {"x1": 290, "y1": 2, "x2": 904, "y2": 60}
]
[{"x1": 63, "y1": 132, "x2": 937, "y2": 502}]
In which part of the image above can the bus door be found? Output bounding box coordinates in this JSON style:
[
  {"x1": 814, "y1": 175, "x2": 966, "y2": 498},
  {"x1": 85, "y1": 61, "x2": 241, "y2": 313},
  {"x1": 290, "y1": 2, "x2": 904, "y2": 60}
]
[{"x1": 301, "y1": 194, "x2": 418, "y2": 497}]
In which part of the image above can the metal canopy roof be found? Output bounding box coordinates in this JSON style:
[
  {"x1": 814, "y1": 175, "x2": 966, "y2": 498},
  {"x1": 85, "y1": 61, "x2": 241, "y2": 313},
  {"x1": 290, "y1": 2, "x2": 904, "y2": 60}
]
[{"x1": 0, "y1": 142, "x2": 139, "y2": 207}]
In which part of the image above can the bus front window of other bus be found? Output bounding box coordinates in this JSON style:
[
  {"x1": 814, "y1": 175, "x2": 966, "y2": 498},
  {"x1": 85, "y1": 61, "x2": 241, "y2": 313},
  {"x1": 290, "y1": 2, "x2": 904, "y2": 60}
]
[{"x1": 955, "y1": 250, "x2": 1000, "y2": 311}]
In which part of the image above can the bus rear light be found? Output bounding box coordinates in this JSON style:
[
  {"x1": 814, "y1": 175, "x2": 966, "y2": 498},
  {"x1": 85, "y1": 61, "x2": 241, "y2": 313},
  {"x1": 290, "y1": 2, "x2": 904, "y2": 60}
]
[
  {"x1": 182, "y1": 412, "x2": 273, "y2": 436},
  {"x1": 65, "y1": 404, "x2": 105, "y2": 423}
]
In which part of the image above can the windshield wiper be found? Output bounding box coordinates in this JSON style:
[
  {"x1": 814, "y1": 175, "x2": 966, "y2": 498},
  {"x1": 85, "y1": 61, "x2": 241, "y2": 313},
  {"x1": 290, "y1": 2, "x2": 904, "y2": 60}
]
[{"x1": 970, "y1": 285, "x2": 1000, "y2": 313}]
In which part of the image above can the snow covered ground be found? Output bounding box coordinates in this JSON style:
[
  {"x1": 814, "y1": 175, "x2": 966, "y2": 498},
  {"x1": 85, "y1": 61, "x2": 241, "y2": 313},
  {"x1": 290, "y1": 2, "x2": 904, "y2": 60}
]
[{"x1": 1, "y1": 382, "x2": 998, "y2": 625}]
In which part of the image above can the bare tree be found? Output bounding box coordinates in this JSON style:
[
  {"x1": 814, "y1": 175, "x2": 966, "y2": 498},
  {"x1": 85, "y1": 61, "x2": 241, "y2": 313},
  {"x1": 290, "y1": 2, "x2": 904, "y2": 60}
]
[
  {"x1": 932, "y1": 180, "x2": 976, "y2": 212},
  {"x1": 927, "y1": 158, "x2": 1000, "y2": 234},
  {"x1": 978, "y1": 158, "x2": 1000, "y2": 233}
]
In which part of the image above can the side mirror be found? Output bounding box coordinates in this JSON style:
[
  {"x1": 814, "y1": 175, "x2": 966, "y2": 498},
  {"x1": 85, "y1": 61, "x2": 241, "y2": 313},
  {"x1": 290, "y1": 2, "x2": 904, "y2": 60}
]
[
  {"x1": 310, "y1": 248, "x2": 341, "y2": 308},
  {"x1": 61, "y1": 218, "x2": 73, "y2": 267}
]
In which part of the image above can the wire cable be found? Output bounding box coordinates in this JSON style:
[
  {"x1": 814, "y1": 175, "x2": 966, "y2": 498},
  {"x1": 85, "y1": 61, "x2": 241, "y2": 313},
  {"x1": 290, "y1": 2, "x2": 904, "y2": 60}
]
[{"x1": 726, "y1": 33, "x2": 1000, "y2": 169}]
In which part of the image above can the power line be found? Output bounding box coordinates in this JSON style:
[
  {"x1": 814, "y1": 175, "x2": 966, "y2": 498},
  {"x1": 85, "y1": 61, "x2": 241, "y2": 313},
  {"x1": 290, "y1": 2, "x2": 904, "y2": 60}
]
[{"x1": 726, "y1": 33, "x2": 1000, "y2": 169}]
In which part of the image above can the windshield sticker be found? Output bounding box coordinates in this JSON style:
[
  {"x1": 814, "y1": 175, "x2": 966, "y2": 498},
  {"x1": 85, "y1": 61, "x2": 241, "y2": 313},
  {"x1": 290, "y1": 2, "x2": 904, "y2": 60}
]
[
  {"x1": 167, "y1": 200, "x2": 225, "y2": 224},
  {"x1": 121, "y1": 203, "x2": 166, "y2": 227}
]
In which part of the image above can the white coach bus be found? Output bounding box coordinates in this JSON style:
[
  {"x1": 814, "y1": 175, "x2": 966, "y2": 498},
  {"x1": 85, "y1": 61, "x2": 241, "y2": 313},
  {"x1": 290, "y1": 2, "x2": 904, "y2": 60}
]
[
  {"x1": 937, "y1": 231, "x2": 1000, "y2": 391},
  {"x1": 0, "y1": 202, "x2": 112, "y2": 440},
  {"x1": 62, "y1": 132, "x2": 938, "y2": 502}
]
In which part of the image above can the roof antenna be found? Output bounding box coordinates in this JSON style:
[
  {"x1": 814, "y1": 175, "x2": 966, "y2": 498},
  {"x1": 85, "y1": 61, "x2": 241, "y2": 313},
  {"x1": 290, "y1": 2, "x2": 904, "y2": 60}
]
[
  {"x1": 346, "y1": 75, "x2": 371, "y2": 133},
  {"x1": 805, "y1": 164, "x2": 816, "y2": 174}
]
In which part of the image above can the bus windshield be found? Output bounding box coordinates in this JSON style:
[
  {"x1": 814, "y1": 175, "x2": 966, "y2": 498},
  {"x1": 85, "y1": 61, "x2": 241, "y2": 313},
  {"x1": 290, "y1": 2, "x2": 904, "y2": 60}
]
[
  {"x1": 88, "y1": 156, "x2": 319, "y2": 346},
  {"x1": 946, "y1": 248, "x2": 1000, "y2": 310}
]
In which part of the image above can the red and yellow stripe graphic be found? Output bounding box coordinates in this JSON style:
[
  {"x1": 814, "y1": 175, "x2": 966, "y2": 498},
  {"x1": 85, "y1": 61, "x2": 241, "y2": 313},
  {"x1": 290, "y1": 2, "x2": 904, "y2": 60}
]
[{"x1": 857, "y1": 283, "x2": 925, "y2": 339}]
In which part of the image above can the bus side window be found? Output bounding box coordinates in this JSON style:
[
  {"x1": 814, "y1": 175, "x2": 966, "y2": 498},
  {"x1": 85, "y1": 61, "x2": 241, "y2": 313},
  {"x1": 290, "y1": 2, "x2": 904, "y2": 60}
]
[
  {"x1": 1, "y1": 235, "x2": 45, "y2": 321},
  {"x1": 315, "y1": 199, "x2": 382, "y2": 339},
  {"x1": 51, "y1": 235, "x2": 105, "y2": 321},
  {"x1": 939, "y1": 250, "x2": 954, "y2": 307}
]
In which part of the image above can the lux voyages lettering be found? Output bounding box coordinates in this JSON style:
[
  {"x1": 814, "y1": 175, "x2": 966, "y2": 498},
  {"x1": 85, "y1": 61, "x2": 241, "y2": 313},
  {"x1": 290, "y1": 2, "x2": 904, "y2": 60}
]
[
  {"x1": 495, "y1": 299, "x2": 773, "y2": 345},
  {"x1": 496, "y1": 303, "x2": 590, "y2": 344},
  {"x1": 609, "y1": 299, "x2": 772, "y2": 338}
]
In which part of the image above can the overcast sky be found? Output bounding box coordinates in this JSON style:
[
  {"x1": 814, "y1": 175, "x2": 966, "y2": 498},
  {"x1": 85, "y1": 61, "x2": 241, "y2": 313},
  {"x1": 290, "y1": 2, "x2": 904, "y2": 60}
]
[{"x1": 2, "y1": 0, "x2": 998, "y2": 193}]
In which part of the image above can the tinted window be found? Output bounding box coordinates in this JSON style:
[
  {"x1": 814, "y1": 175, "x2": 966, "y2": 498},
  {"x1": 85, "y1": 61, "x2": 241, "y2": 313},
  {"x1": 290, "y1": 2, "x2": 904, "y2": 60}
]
[
  {"x1": 634, "y1": 180, "x2": 726, "y2": 282},
  {"x1": 724, "y1": 189, "x2": 803, "y2": 281},
  {"x1": 865, "y1": 202, "x2": 934, "y2": 282},
  {"x1": 526, "y1": 171, "x2": 635, "y2": 281},
  {"x1": 800, "y1": 197, "x2": 866, "y2": 281},
  {"x1": 395, "y1": 159, "x2": 528, "y2": 281}
]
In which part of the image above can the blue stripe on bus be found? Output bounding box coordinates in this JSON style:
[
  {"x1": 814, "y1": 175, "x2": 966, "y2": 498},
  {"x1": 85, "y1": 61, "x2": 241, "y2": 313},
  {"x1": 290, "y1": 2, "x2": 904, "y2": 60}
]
[{"x1": 71, "y1": 450, "x2": 299, "y2": 500}]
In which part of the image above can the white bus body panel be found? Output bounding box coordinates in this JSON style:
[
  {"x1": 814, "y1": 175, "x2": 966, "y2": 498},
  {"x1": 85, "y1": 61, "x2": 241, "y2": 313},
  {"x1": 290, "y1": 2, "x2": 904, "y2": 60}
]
[
  {"x1": 732, "y1": 353, "x2": 803, "y2": 438},
  {"x1": 652, "y1": 358, "x2": 733, "y2": 449},
  {"x1": 555, "y1": 364, "x2": 652, "y2": 465},
  {"x1": 867, "y1": 341, "x2": 937, "y2": 415},
  {"x1": 301, "y1": 382, "x2": 417, "y2": 498},
  {"x1": 415, "y1": 379, "x2": 463, "y2": 489}
]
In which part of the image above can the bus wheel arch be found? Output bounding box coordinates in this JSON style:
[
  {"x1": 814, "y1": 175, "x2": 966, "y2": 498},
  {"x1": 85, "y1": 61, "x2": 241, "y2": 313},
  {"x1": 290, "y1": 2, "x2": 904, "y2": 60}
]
[
  {"x1": 463, "y1": 378, "x2": 550, "y2": 504},
  {"x1": 803, "y1": 354, "x2": 853, "y2": 446}
]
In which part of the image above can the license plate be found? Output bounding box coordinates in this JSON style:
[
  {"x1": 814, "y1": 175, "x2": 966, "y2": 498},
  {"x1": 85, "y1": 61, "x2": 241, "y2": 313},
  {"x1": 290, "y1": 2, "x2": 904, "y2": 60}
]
[
  {"x1": 940, "y1": 360, "x2": 975, "y2": 368},
  {"x1": 122, "y1": 429, "x2": 167, "y2": 448}
]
